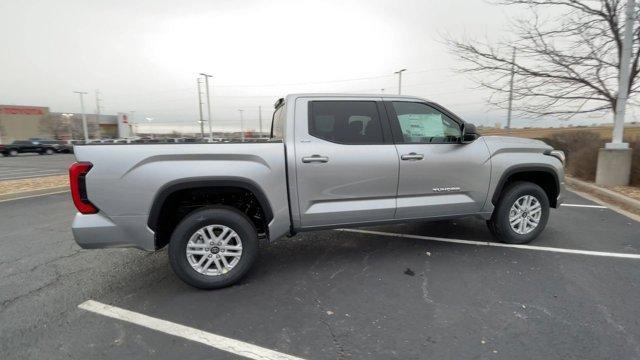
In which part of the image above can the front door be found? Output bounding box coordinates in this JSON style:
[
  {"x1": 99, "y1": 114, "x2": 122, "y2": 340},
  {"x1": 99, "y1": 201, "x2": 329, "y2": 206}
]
[
  {"x1": 294, "y1": 97, "x2": 399, "y2": 228},
  {"x1": 385, "y1": 101, "x2": 491, "y2": 219}
]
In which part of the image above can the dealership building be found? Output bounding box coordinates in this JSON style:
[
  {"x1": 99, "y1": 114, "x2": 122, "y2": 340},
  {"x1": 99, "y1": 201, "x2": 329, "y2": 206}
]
[{"x1": 0, "y1": 105, "x2": 119, "y2": 143}]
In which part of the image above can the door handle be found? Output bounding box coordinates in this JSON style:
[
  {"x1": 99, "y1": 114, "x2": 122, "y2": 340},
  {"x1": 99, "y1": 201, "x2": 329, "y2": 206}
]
[
  {"x1": 302, "y1": 155, "x2": 329, "y2": 163},
  {"x1": 401, "y1": 152, "x2": 424, "y2": 161}
]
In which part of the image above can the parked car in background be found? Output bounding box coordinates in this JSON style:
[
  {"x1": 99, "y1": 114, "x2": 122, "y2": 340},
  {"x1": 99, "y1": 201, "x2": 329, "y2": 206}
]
[
  {"x1": 1, "y1": 139, "x2": 58, "y2": 156},
  {"x1": 70, "y1": 94, "x2": 566, "y2": 290}
]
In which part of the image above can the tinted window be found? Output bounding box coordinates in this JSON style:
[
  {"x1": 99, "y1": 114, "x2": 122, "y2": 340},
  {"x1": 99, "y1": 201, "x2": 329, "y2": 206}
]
[
  {"x1": 271, "y1": 105, "x2": 285, "y2": 140},
  {"x1": 309, "y1": 101, "x2": 383, "y2": 144},
  {"x1": 392, "y1": 102, "x2": 461, "y2": 144}
]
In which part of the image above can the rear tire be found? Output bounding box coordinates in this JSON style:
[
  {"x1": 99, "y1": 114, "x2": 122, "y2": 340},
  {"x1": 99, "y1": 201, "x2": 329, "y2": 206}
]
[
  {"x1": 168, "y1": 207, "x2": 259, "y2": 289},
  {"x1": 487, "y1": 181, "x2": 550, "y2": 244},
  {"x1": 45, "y1": 148, "x2": 54, "y2": 155},
  {"x1": 8, "y1": 149, "x2": 18, "y2": 157}
]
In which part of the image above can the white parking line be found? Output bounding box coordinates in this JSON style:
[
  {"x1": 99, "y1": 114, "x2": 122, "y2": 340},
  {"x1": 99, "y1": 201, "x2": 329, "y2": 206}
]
[
  {"x1": 561, "y1": 203, "x2": 607, "y2": 209},
  {"x1": 0, "y1": 189, "x2": 69, "y2": 203},
  {"x1": 78, "y1": 300, "x2": 305, "y2": 360},
  {"x1": 0, "y1": 172, "x2": 66, "y2": 181},
  {"x1": 0, "y1": 167, "x2": 44, "y2": 173},
  {"x1": 338, "y1": 229, "x2": 640, "y2": 260}
]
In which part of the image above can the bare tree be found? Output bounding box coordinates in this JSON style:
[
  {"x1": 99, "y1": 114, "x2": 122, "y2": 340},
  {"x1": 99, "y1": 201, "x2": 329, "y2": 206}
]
[
  {"x1": 40, "y1": 114, "x2": 100, "y2": 140},
  {"x1": 445, "y1": 0, "x2": 640, "y2": 118},
  {"x1": 39, "y1": 114, "x2": 69, "y2": 139}
]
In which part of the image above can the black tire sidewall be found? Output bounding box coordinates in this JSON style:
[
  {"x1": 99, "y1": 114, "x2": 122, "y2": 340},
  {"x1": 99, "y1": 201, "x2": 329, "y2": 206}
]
[
  {"x1": 168, "y1": 206, "x2": 258, "y2": 289},
  {"x1": 491, "y1": 182, "x2": 550, "y2": 244}
]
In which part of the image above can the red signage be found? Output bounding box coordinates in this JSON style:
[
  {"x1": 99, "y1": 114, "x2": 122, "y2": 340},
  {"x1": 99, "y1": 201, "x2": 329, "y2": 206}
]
[{"x1": 1, "y1": 107, "x2": 45, "y2": 116}]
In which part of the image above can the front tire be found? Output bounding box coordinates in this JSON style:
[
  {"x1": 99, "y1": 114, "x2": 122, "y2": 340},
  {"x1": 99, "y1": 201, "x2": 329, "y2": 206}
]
[
  {"x1": 487, "y1": 181, "x2": 550, "y2": 244},
  {"x1": 45, "y1": 148, "x2": 54, "y2": 155},
  {"x1": 168, "y1": 207, "x2": 259, "y2": 289}
]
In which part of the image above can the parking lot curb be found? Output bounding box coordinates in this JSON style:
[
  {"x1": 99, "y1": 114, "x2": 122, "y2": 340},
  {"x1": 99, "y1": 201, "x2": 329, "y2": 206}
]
[
  {"x1": 565, "y1": 176, "x2": 640, "y2": 211},
  {"x1": 0, "y1": 186, "x2": 69, "y2": 202}
]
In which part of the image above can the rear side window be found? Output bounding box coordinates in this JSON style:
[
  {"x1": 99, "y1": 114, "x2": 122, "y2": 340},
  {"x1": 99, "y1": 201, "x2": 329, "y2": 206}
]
[
  {"x1": 271, "y1": 105, "x2": 285, "y2": 140},
  {"x1": 309, "y1": 101, "x2": 383, "y2": 144}
]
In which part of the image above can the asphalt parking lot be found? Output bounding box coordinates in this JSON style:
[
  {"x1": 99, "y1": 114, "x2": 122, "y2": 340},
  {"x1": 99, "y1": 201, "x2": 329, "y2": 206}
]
[
  {"x1": 0, "y1": 153, "x2": 75, "y2": 180},
  {"x1": 1, "y1": 190, "x2": 639, "y2": 359}
]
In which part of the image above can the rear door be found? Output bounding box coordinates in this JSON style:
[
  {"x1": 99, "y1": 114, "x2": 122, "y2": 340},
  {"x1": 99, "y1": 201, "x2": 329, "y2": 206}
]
[
  {"x1": 385, "y1": 101, "x2": 491, "y2": 219},
  {"x1": 294, "y1": 97, "x2": 399, "y2": 228}
]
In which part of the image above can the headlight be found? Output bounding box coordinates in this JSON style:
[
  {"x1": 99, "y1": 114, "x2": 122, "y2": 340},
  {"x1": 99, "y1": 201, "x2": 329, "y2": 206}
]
[{"x1": 545, "y1": 149, "x2": 565, "y2": 165}]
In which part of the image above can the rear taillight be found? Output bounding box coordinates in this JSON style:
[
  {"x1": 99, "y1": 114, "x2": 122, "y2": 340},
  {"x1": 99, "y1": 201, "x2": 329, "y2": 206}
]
[{"x1": 69, "y1": 162, "x2": 98, "y2": 214}]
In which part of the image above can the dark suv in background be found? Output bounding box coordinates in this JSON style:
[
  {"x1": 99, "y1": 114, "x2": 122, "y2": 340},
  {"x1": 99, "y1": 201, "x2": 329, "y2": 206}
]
[{"x1": 0, "y1": 139, "x2": 66, "y2": 156}]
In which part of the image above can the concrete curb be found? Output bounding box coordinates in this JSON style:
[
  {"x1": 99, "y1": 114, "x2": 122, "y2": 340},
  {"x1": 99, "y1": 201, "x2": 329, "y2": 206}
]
[
  {"x1": 0, "y1": 186, "x2": 69, "y2": 202},
  {"x1": 565, "y1": 176, "x2": 640, "y2": 210}
]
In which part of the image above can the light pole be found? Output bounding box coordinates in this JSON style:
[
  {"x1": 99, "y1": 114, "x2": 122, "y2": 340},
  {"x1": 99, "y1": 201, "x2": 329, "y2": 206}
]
[
  {"x1": 200, "y1": 73, "x2": 214, "y2": 140},
  {"x1": 394, "y1": 69, "x2": 406, "y2": 95},
  {"x1": 197, "y1": 77, "x2": 205, "y2": 139},
  {"x1": 61, "y1": 113, "x2": 74, "y2": 140},
  {"x1": 238, "y1": 109, "x2": 245, "y2": 141},
  {"x1": 130, "y1": 111, "x2": 136, "y2": 136},
  {"x1": 74, "y1": 91, "x2": 89, "y2": 141},
  {"x1": 258, "y1": 106, "x2": 263, "y2": 137},
  {"x1": 95, "y1": 89, "x2": 102, "y2": 138},
  {"x1": 145, "y1": 117, "x2": 154, "y2": 139},
  {"x1": 595, "y1": 0, "x2": 635, "y2": 186}
]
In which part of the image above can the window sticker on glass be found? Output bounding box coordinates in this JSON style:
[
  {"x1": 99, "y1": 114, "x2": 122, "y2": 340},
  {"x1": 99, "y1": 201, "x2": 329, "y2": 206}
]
[{"x1": 398, "y1": 113, "x2": 445, "y2": 139}]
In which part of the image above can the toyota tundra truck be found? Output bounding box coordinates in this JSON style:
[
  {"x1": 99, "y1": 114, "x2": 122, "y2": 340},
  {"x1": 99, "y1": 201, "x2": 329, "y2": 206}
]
[{"x1": 70, "y1": 94, "x2": 565, "y2": 289}]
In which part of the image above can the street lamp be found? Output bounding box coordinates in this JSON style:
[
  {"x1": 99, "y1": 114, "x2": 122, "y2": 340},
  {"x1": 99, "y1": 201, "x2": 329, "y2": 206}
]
[
  {"x1": 200, "y1": 73, "x2": 214, "y2": 140},
  {"x1": 394, "y1": 69, "x2": 406, "y2": 95},
  {"x1": 238, "y1": 109, "x2": 245, "y2": 141},
  {"x1": 145, "y1": 117, "x2": 154, "y2": 139},
  {"x1": 73, "y1": 91, "x2": 89, "y2": 141}
]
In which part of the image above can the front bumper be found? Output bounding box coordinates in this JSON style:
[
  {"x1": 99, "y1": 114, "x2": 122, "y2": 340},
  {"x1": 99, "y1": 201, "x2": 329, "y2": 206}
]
[{"x1": 72, "y1": 212, "x2": 156, "y2": 251}]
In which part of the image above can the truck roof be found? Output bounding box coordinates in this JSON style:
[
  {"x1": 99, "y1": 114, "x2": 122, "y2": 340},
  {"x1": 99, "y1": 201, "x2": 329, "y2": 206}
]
[{"x1": 283, "y1": 93, "x2": 432, "y2": 104}]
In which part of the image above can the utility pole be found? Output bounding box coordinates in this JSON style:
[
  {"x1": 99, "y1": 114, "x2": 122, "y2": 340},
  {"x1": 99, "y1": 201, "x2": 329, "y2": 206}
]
[
  {"x1": 596, "y1": 0, "x2": 635, "y2": 186},
  {"x1": 394, "y1": 69, "x2": 406, "y2": 95},
  {"x1": 74, "y1": 91, "x2": 89, "y2": 141},
  {"x1": 238, "y1": 109, "x2": 245, "y2": 141},
  {"x1": 197, "y1": 78, "x2": 205, "y2": 139},
  {"x1": 506, "y1": 48, "x2": 516, "y2": 132},
  {"x1": 258, "y1": 106, "x2": 263, "y2": 137},
  {"x1": 200, "y1": 73, "x2": 213, "y2": 140},
  {"x1": 95, "y1": 90, "x2": 102, "y2": 138}
]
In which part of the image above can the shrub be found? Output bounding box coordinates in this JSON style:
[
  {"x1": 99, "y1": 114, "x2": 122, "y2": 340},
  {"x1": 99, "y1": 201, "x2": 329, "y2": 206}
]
[
  {"x1": 540, "y1": 131, "x2": 606, "y2": 182},
  {"x1": 539, "y1": 131, "x2": 639, "y2": 186}
]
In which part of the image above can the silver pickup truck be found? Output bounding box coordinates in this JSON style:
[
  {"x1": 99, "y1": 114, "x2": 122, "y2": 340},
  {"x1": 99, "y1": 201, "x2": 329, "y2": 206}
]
[{"x1": 70, "y1": 94, "x2": 565, "y2": 289}]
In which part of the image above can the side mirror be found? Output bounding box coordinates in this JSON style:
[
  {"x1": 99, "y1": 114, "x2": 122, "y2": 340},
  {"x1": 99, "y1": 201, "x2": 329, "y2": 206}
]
[{"x1": 461, "y1": 123, "x2": 479, "y2": 144}]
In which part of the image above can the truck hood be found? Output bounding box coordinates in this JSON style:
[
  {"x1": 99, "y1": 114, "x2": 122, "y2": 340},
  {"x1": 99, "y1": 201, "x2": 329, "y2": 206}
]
[{"x1": 482, "y1": 135, "x2": 552, "y2": 155}]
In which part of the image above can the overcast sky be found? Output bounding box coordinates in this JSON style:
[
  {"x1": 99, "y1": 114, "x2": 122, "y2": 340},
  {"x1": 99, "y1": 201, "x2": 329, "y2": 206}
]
[{"x1": 1, "y1": 0, "x2": 633, "y2": 133}]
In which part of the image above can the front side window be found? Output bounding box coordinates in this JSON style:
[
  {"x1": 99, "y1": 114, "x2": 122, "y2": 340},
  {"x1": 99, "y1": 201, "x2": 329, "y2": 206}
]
[
  {"x1": 392, "y1": 102, "x2": 461, "y2": 144},
  {"x1": 309, "y1": 101, "x2": 383, "y2": 144}
]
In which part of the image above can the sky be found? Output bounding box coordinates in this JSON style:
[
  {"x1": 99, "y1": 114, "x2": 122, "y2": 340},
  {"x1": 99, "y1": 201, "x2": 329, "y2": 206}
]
[{"x1": 0, "y1": 0, "x2": 635, "y2": 133}]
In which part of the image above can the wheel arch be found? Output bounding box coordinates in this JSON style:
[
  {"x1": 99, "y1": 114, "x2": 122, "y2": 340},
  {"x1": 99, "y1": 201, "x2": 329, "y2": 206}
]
[
  {"x1": 147, "y1": 177, "x2": 274, "y2": 248},
  {"x1": 492, "y1": 165, "x2": 560, "y2": 208}
]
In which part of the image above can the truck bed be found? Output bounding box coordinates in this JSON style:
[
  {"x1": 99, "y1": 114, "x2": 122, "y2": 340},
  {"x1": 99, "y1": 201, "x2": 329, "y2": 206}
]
[{"x1": 72, "y1": 142, "x2": 290, "y2": 250}]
